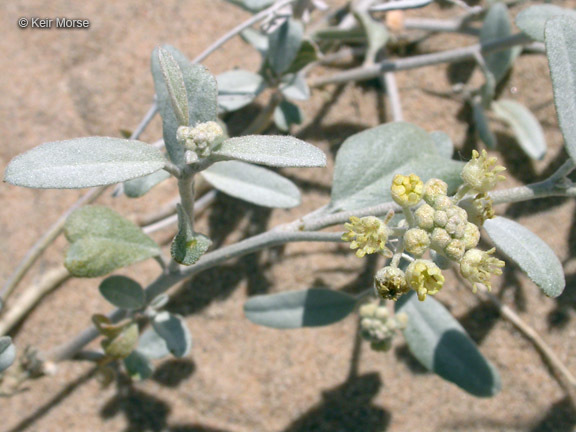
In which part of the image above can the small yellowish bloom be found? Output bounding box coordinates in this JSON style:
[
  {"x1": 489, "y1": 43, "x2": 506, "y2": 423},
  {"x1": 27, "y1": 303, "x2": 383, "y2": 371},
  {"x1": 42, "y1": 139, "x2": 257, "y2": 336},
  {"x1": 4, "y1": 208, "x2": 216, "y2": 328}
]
[
  {"x1": 406, "y1": 259, "x2": 445, "y2": 301},
  {"x1": 374, "y1": 266, "x2": 410, "y2": 301},
  {"x1": 461, "y1": 150, "x2": 506, "y2": 193},
  {"x1": 460, "y1": 248, "x2": 505, "y2": 292},
  {"x1": 342, "y1": 216, "x2": 392, "y2": 258},
  {"x1": 423, "y1": 178, "x2": 448, "y2": 205},
  {"x1": 459, "y1": 193, "x2": 495, "y2": 226},
  {"x1": 404, "y1": 228, "x2": 431, "y2": 256},
  {"x1": 391, "y1": 174, "x2": 424, "y2": 207}
]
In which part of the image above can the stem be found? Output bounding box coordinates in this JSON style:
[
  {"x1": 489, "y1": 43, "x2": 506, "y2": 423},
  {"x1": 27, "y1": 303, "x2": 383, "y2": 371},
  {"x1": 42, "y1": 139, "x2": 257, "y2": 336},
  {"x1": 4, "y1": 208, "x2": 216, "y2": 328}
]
[
  {"x1": 192, "y1": 0, "x2": 297, "y2": 64},
  {"x1": 242, "y1": 92, "x2": 282, "y2": 135},
  {"x1": 177, "y1": 174, "x2": 196, "y2": 232},
  {"x1": 310, "y1": 33, "x2": 535, "y2": 87},
  {"x1": 383, "y1": 71, "x2": 403, "y2": 122}
]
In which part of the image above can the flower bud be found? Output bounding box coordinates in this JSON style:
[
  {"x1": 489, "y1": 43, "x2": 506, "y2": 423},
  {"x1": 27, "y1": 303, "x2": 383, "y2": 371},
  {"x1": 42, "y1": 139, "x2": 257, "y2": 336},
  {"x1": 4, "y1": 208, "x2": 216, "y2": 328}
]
[
  {"x1": 459, "y1": 193, "x2": 495, "y2": 227},
  {"x1": 433, "y1": 210, "x2": 448, "y2": 228},
  {"x1": 404, "y1": 228, "x2": 431, "y2": 256},
  {"x1": 406, "y1": 259, "x2": 445, "y2": 301},
  {"x1": 462, "y1": 222, "x2": 480, "y2": 250},
  {"x1": 342, "y1": 216, "x2": 392, "y2": 258},
  {"x1": 430, "y1": 227, "x2": 451, "y2": 250},
  {"x1": 460, "y1": 248, "x2": 505, "y2": 291},
  {"x1": 445, "y1": 206, "x2": 468, "y2": 239},
  {"x1": 414, "y1": 204, "x2": 435, "y2": 231},
  {"x1": 391, "y1": 174, "x2": 424, "y2": 207},
  {"x1": 433, "y1": 195, "x2": 452, "y2": 211},
  {"x1": 423, "y1": 178, "x2": 448, "y2": 205},
  {"x1": 177, "y1": 121, "x2": 225, "y2": 159},
  {"x1": 445, "y1": 239, "x2": 465, "y2": 261},
  {"x1": 359, "y1": 303, "x2": 378, "y2": 318},
  {"x1": 374, "y1": 266, "x2": 410, "y2": 301},
  {"x1": 461, "y1": 149, "x2": 506, "y2": 193}
]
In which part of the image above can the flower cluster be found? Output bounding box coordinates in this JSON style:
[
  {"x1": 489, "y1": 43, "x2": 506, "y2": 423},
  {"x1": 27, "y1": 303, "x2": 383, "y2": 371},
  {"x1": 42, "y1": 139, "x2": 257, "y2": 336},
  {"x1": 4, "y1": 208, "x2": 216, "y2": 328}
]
[
  {"x1": 177, "y1": 120, "x2": 225, "y2": 162},
  {"x1": 342, "y1": 150, "x2": 507, "y2": 302},
  {"x1": 358, "y1": 303, "x2": 408, "y2": 352}
]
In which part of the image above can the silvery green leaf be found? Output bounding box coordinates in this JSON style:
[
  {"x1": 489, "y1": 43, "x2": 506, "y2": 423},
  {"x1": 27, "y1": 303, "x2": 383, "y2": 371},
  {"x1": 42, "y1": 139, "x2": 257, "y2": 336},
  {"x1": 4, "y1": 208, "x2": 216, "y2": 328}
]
[
  {"x1": 244, "y1": 288, "x2": 357, "y2": 329},
  {"x1": 149, "y1": 294, "x2": 170, "y2": 311},
  {"x1": 480, "y1": 4, "x2": 515, "y2": 84},
  {"x1": 213, "y1": 135, "x2": 326, "y2": 168},
  {"x1": 545, "y1": 17, "x2": 576, "y2": 164},
  {"x1": 280, "y1": 74, "x2": 310, "y2": 101},
  {"x1": 472, "y1": 100, "x2": 497, "y2": 149},
  {"x1": 484, "y1": 217, "x2": 565, "y2": 297},
  {"x1": 286, "y1": 40, "x2": 318, "y2": 74},
  {"x1": 124, "y1": 170, "x2": 171, "y2": 198},
  {"x1": 158, "y1": 47, "x2": 189, "y2": 126},
  {"x1": 124, "y1": 350, "x2": 154, "y2": 381},
  {"x1": 99, "y1": 276, "x2": 146, "y2": 310},
  {"x1": 241, "y1": 28, "x2": 269, "y2": 56},
  {"x1": 226, "y1": 0, "x2": 275, "y2": 12},
  {"x1": 516, "y1": 5, "x2": 576, "y2": 42},
  {"x1": 0, "y1": 337, "x2": 16, "y2": 373},
  {"x1": 4, "y1": 137, "x2": 166, "y2": 189},
  {"x1": 151, "y1": 45, "x2": 218, "y2": 164},
  {"x1": 429, "y1": 131, "x2": 454, "y2": 159},
  {"x1": 217, "y1": 70, "x2": 265, "y2": 113},
  {"x1": 355, "y1": 9, "x2": 389, "y2": 62},
  {"x1": 153, "y1": 312, "x2": 192, "y2": 358},
  {"x1": 313, "y1": 27, "x2": 366, "y2": 42},
  {"x1": 64, "y1": 206, "x2": 160, "y2": 277},
  {"x1": 396, "y1": 292, "x2": 501, "y2": 397},
  {"x1": 492, "y1": 99, "x2": 546, "y2": 160},
  {"x1": 170, "y1": 204, "x2": 212, "y2": 266},
  {"x1": 274, "y1": 101, "x2": 303, "y2": 132},
  {"x1": 268, "y1": 19, "x2": 304, "y2": 75},
  {"x1": 202, "y1": 161, "x2": 301, "y2": 208},
  {"x1": 138, "y1": 328, "x2": 170, "y2": 360},
  {"x1": 330, "y1": 122, "x2": 464, "y2": 211}
]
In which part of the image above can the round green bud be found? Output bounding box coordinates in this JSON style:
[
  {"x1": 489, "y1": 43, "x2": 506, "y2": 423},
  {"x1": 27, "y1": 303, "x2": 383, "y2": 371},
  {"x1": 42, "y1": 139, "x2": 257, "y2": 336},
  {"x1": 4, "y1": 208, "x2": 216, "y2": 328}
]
[
  {"x1": 445, "y1": 239, "x2": 465, "y2": 261},
  {"x1": 414, "y1": 204, "x2": 435, "y2": 231},
  {"x1": 404, "y1": 228, "x2": 431, "y2": 256},
  {"x1": 423, "y1": 178, "x2": 448, "y2": 205},
  {"x1": 430, "y1": 227, "x2": 451, "y2": 250}
]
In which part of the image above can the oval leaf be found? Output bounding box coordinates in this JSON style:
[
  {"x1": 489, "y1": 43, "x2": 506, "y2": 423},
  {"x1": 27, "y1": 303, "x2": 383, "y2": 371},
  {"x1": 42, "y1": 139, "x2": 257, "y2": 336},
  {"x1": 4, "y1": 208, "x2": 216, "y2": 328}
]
[
  {"x1": 244, "y1": 288, "x2": 357, "y2": 329},
  {"x1": 516, "y1": 5, "x2": 576, "y2": 43},
  {"x1": 280, "y1": 74, "x2": 310, "y2": 101},
  {"x1": 492, "y1": 99, "x2": 546, "y2": 160},
  {"x1": 124, "y1": 350, "x2": 154, "y2": 381},
  {"x1": 472, "y1": 100, "x2": 497, "y2": 149},
  {"x1": 484, "y1": 216, "x2": 565, "y2": 297},
  {"x1": 481, "y1": 4, "x2": 515, "y2": 84},
  {"x1": 267, "y1": 18, "x2": 304, "y2": 75},
  {"x1": 202, "y1": 161, "x2": 301, "y2": 208},
  {"x1": 545, "y1": 17, "x2": 576, "y2": 165},
  {"x1": 64, "y1": 206, "x2": 161, "y2": 277},
  {"x1": 171, "y1": 204, "x2": 212, "y2": 266},
  {"x1": 274, "y1": 101, "x2": 303, "y2": 132},
  {"x1": 0, "y1": 337, "x2": 16, "y2": 373},
  {"x1": 4, "y1": 137, "x2": 166, "y2": 189},
  {"x1": 138, "y1": 328, "x2": 171, "y2": 360},
  {"x1": 158, "y1": 47, "x2": 189, "y2": 126},
  {"x1": 429, "y1": 131, "x2": 454, "y2": 159},
  {"x1": 212, "y1": 135, "x2": 326, "y2": 168},
  {"x1": 124, "y1": 169, "x2": 171, "y2": 198},
  {"x1": 396, "y1": 292, "x2": 501, "y2": 397},
  {"x1": 217, "y1": 69, "x2": 265, "y2": 113},
  {"x1": 153, "y1": 312, "x2": 192, "y2": 358},
  {"x1": 330, "y1": 122, "x2": 464, "y2": 211},
  {"x1": 99, "y1": 276, "x2": 146, "y2": 310}
]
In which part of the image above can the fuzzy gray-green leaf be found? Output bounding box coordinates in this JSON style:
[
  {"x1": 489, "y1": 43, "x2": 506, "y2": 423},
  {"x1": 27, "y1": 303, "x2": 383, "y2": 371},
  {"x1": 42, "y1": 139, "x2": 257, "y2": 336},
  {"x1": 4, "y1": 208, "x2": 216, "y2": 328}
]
[
  {"x1": 217, "y1": 69, "x2": 265, "y2": 113},
  {"x1": 274, "y1": 101, "x2": 303, "y2": 132},
  {"x1": 492, "y1": 99, "x2": 546, "y2": 160},
  {"x1": 545, "y1": 17, "x2": 576, "y2": 165},
  {"x1": 484, "y1": 216, "x2": 565, "y2": 298},
  {"x1": 151, "y1": 45, "x2": 218, "y2": 164},
  {"x1": 396, "y1": 292, "x2": 501, "y2": 397},
  {"x1": 124, "y1": 170, "x2": 171, "y2": 198},
  {"x1": 153, "y1": 312, "x2": 192, "y2": 358},
  {"x1": 481, "y1": 4, "x2": 514, "y2": 84},
  {"x1": 138, "y1": 328, "x2": 170, "y2": 360},
  {"x1": 213, "y1": 135, "x2": 326, "y2": 168},
  {"x1": 171, "y1": 204, "x2": 212, "y2": 266},
  {"x1": 330, "y1": 122, "x2": 464, "y2": 211},
  {"x1": 4, "y1": 137, "x2": 166, "y2": 189},
  {"x1": 0, "y1": 337, "x2": 16, "y2": 373},
  {"x1": 124, "y1": 350, "x2": 154, "y2": 381},
  {"x1": 516, "y1": 5, "x2": 576, "y2": 42},
  {"x1": 99, "y1": 276, "x2": 146, "y2": 310},
  {"x1": 430, "y1": 131, "x2": 454, "y2": 159},
  {"x1": 244, "y1": 288, "x2": 357, "y2": 329},
  {"x1": 64, "y1": 206, "x2": 160, "y2": 277},
  {"x1": 158, "y1": 47, "x2": 189, "y2": 126},
  {"x1": 202, "y1": 161, "x2": 301, "y2": 208},
  {"x1": 268, "y1": 19, "x2": 304, "y2": 75}
]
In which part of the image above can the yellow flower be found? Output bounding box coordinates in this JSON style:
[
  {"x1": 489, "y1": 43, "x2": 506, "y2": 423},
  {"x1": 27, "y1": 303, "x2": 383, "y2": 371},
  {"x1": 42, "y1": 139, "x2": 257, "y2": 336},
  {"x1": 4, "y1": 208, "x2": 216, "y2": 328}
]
[
  {"x1": 374, "y1": 266, "x2": 410, "y2": 301},
  {"x1": 342, "y1": 216, "x2": 392, "y2": 258},
  {"x1": 391, "y1": 174, "x2": 424, "y2": 207},
  {"x1": 461, "y1": 150, "x2": 506, "y2": 193},
  {"x1": 460, "y1": 248, "x2": 505, "y2": 292},
  {"x1": 406, "y1": 259, "x2": 445, "y2": 301}
]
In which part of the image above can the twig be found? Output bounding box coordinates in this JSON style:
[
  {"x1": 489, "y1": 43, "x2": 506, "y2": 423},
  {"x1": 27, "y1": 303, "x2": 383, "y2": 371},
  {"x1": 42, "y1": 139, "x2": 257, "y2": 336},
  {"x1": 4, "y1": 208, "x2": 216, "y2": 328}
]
[
  {"x1": 310, "y1": 33, "x2": 535, "y2": 87},
  {"x1": 192, "y1": 0, "x2": 297, "y2": 64},
  {"x1": 0, "y1": 266, "x2": 70, "y2": 335},
  {"x1": 383, "y1": 71, "x2": 403, "y2": 122},
  {"x1": 369, "y1": 0, "x2": 434, "y2": 12}
]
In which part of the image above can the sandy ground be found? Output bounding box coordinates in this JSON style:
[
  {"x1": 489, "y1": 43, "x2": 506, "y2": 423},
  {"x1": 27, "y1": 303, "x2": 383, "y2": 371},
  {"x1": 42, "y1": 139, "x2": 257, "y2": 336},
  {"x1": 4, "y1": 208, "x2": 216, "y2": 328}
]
[{"x1": 1, "y1": 0, "x2": 576, "y2": 431}]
